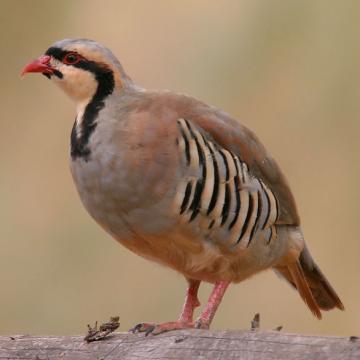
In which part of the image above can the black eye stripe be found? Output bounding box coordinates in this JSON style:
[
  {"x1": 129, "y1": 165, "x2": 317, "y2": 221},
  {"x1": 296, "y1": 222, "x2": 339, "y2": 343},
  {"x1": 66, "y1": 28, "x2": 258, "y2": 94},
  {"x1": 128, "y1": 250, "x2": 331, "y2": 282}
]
[
  {"x1": 45, "y1": 47, "x2": 85, "y2": 61},
  {"x1": 45, "y1": 47, "x2": 67, "y2": 61},
  {"x1": 45, "y1": 47, "x2": 110, "y2": 75}
]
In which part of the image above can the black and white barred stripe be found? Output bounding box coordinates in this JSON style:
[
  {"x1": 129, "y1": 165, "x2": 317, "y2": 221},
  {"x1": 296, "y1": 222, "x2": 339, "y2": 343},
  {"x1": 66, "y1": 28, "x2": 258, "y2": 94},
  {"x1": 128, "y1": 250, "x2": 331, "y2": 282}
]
[{"x1": 174, "y1": 118, "x2": 279, "y2": 247}]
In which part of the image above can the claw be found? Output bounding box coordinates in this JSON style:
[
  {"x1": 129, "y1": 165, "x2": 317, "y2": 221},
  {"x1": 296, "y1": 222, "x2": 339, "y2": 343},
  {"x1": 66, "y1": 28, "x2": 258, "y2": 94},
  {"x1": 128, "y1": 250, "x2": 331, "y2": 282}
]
[
  {"x1": 129, "y1": 323, "x2": 155, "y2": 333},
  {"x1": 129, "y1": 324, "x2": 141, "y2": 333},
  {"x1": 145, "y1": 325, "x2": 156, "y2": 336},
  {"x1": 194, "y1": 318, "x2": 209, "y2": 329},
  {"x1": 194, "y1": 320, "x2": 202, "y2": 329}
]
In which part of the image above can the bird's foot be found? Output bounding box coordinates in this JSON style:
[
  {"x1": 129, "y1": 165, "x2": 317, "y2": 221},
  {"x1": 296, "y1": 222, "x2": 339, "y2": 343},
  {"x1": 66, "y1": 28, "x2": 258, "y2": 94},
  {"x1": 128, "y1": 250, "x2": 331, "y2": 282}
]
[{"x1": 130, "y1": 321, "x2": 196, "y2": 336}]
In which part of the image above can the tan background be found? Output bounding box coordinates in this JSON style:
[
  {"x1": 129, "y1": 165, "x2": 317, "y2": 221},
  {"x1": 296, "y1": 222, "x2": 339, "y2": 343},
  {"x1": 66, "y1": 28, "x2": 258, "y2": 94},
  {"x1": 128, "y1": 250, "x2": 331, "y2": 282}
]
[{"x1": 0, "y1": 0, "x2": 359, "y2": 336}]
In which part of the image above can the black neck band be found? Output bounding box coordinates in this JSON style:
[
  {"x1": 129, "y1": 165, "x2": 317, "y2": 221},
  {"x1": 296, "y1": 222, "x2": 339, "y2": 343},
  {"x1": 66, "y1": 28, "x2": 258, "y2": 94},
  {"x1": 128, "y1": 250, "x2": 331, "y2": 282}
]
[
  {"x1": 45, "y1": 47, "x2": 115, "y2": 161},
  {"x1": 70, "y1": 69, "x2": 114, "y2": 160}
]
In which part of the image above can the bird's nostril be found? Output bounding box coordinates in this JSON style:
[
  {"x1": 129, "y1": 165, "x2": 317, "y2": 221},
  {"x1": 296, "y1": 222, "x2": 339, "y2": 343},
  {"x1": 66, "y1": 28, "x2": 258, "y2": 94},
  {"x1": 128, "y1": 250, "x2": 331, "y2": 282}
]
[{"x1": 39, "y1": 55, "x2": 51, "y2": 64}]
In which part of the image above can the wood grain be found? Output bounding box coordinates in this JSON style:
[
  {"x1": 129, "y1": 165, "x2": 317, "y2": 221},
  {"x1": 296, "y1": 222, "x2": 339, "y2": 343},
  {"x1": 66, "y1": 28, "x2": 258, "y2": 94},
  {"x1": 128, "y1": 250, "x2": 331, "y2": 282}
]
[{"x1": 1, "y1": 330, "x2": 359, "y2": 360}]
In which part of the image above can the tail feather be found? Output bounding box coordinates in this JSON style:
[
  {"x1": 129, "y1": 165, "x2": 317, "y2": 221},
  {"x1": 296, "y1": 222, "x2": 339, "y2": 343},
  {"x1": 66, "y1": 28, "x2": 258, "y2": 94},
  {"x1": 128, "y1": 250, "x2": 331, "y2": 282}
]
[
  {"x1": 287, "y1": 261, "x2": 322, "y2": 319},
  {"x1": 275, "y1": 245, "x2": 344, "y2": 318},
  {"x1": 299, "y1": 246, "x2": 344, "y2": 311}
]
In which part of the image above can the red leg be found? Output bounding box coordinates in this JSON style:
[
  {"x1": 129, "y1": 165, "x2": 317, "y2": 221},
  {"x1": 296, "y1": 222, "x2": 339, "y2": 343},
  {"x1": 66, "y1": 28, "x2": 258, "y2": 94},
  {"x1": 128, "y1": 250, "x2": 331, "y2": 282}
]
[
  {"x1": 178, "y1": 278, "x2": 201, "y2": 323},
  {"x1": 130, "y1": 278, "x2": 201, "y2": 335},
  {"x1": 195, "y1": 280, "x2": 230, "y2": 329}
]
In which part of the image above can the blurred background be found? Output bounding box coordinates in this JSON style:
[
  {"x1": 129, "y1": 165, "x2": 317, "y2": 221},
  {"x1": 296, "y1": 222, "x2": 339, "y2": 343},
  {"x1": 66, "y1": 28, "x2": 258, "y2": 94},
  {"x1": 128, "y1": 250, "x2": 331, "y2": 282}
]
[{"x1": 0, "y1": 0, "x2": 359, "y2": 336}]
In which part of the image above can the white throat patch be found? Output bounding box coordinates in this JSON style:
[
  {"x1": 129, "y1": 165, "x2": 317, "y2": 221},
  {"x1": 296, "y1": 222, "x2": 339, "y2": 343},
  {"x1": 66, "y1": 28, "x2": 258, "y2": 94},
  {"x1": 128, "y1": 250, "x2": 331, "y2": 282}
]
[
  {"x1": 52, "y1": 66, "x2": 99, "y2": 139},
  {"x1": 75, "y1": 102, "x2": 88, "y2": 138}
]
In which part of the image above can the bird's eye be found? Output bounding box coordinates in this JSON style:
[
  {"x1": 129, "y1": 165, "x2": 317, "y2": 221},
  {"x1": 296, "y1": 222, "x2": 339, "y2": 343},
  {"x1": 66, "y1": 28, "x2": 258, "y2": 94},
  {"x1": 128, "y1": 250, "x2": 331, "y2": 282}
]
[{"x1": 63, "y1": 53, "x2": 81, "y2": 65}]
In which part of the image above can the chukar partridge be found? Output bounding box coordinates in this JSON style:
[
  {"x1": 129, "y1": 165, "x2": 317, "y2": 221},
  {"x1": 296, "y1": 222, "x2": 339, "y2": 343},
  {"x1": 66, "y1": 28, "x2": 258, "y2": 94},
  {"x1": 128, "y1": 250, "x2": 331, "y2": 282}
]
[{"x1": 22, "y1": 39, "x2": 344, "y2": 334}]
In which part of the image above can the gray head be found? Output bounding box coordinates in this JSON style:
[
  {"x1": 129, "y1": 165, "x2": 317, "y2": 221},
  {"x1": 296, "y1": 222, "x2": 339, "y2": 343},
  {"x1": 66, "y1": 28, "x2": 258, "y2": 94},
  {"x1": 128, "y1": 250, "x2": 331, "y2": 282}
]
[{"x1": 22, "y1": 38, "x2": 133, "y2": 106}]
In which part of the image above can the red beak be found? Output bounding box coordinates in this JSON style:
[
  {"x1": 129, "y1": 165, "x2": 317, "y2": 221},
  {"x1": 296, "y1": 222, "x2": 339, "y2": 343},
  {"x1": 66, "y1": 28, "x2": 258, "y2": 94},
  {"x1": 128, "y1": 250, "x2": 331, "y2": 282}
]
[{"x1": 21, "y1": 55, "x2": 54, "y2": 76}]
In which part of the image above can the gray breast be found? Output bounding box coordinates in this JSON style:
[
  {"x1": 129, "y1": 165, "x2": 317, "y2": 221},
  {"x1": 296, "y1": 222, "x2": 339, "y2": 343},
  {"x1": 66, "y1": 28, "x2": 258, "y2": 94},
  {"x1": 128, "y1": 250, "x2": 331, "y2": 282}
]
[{"x1": 69, "y1": 120, "x2": 178, "y2": 240}]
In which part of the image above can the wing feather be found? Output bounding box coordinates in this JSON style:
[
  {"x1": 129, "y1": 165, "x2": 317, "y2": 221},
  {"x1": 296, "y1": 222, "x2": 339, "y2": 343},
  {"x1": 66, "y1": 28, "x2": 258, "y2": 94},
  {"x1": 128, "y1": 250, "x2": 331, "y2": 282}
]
[{"x1": 188, "y1": 109, "x2": 300, "y2": 226}]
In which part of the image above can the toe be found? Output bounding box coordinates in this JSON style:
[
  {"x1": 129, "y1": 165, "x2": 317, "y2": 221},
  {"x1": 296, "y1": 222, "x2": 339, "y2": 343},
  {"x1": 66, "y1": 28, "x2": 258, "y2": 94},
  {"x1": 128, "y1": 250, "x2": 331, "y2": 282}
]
[
  {"x1": 149, "y1": 321, "x2": 194, "y2": 335},
  {"x1": 129, "y1": 323, "x2": 155, "y2": 333}
]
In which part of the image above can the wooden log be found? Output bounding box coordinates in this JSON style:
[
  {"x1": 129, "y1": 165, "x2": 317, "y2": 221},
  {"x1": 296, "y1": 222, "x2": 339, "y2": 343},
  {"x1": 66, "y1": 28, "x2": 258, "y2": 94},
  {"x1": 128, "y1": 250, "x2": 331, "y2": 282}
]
[{"x1": 1, "y1": 330, "x2": 359, "y2": 360}]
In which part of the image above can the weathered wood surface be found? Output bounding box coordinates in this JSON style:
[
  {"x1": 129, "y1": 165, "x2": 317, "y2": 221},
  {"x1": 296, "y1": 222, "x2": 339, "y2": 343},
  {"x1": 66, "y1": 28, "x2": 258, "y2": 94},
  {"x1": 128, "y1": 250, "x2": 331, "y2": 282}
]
[{"x1": 1, "y1": 330, "x2": 359, "y2": 360}]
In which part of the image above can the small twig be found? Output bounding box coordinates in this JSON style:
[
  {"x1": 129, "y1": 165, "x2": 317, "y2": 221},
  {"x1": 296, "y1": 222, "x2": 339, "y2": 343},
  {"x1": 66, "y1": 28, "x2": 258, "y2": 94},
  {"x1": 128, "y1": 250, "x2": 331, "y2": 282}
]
[
  {"x1": 84, "y1": 316, "x2": 120, "y2": 342},
  {"x1": 251, "y1": 313, "x2": 260, "y2": 331}
]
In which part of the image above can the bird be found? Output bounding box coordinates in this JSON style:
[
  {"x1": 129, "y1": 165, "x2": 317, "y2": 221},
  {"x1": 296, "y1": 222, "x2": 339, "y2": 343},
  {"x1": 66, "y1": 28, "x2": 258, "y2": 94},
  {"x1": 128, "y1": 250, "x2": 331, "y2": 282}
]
[{"x1": 22, "y1": 39, "x2": 344, "y2": 335}]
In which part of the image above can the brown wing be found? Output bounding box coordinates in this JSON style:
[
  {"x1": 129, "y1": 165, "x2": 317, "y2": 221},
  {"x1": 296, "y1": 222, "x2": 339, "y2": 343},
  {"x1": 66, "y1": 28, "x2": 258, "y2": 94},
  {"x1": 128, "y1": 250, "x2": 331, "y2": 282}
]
[
  {"x1": 186, "y1": 102, "x2": 300, "y2": 226},
  {"x1": 134, "y1": 91, "x2": 299, "y2": 226}
]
